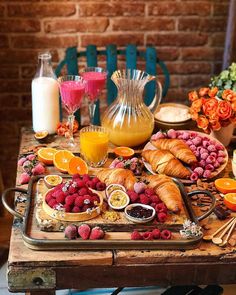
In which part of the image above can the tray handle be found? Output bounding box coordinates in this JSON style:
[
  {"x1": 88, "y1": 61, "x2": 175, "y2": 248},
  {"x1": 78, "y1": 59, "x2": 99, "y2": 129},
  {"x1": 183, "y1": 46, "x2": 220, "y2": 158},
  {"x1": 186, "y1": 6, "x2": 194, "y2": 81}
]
[
  {"x1": 187, "y1": 190, "x2": 216, "y2": 221},
  {"x1": 2, "y1": 187, "x2": 28, "y2": 220}
]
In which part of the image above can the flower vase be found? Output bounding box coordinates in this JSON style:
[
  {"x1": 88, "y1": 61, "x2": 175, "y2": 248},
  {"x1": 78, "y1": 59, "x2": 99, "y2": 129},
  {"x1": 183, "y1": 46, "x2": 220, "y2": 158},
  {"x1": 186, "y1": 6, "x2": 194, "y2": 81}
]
[{"x1": 210, "y1": 123, "x2": 235, "y2": 146}]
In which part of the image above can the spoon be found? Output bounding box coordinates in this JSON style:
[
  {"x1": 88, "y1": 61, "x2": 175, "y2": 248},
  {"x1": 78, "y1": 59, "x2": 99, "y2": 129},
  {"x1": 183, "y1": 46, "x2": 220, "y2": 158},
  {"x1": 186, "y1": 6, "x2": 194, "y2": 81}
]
[
  {"x1": 212, "y1": 217, "x2": 236, "y2": 245},
  {"x1": 219, "y1": 219, "x2": 236, "y2": 247},
  {"x1": 203, "y1": 217, "x2": 235, "y2": 241}
]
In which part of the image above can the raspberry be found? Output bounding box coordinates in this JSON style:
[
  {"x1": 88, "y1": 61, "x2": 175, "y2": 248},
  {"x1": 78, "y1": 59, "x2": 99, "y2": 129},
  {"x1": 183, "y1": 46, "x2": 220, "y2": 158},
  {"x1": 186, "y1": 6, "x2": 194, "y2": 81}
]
[
  {"x1": 151, "y1": 131, "x2": 166, "y2": 140},
  {"x1": 150, "y1": 194, "x2": 161, "y2": 204},
  {"x1": 75, "y1": 196, "x2": 85, "y2": 207},
  {"x1": 63, "y1": 204, "x2": 71, "y2": 212},
  {"x1": 27, "y1": 154, "x2": 36, "y2": 161},
  {"x1": 81, "y1": 205, "x2": 90, "y2": 212},
  {"x1": 65, "y1": 195, "x2": 76, "y2": 206},
  {"x1": 116, "y1": 162, "x2": 124, "y2": 168},
  {"x1": 78, "y1": 224, "x2": 91, "y2": 240},
  {"x1": 194, "y1": 150, "x2": 200, "y2": 158},
  {"x1": 181, "y1": 131, "x2": 190, "y2": 140},
  {"x1": 76, "y1": 180, "x2": 86, "y2": 188},
  {"x1": 190, "y1": 172, "x2": 199, "y2": 182},
  {"x1": 92, "y1": 177, "x2": 100, "y2": 184},
  {"x1": 142, "y1": 231, "x2": 153, "y2": 240},
  {"x1": 145, "y1": 188, "x2": 155, "y2": 196},
  {"x1": 193, "y1": 167, "x2": 204, "y2": 177},
  {"x1": 152, "y1": 228, "x2": 161, "y2": 239},
  {"x1": 96, "y1": 182, "x2": 106, "y2": 191},
  {"x1": 78, "y1": 187, "x2": 88, "y2": 196},
  {"x1": 217, "y1": 156, "x2": 225, "y2": 164},
  {"x1": 68, "y1": 186, "x2": 77, "y2": 194},
  {"x1": 201, "y1": 152, "x2": 209, "y2": 160},
  {"x1": 89, "y1": 226, "x2": 105, "y2": 240},
  {"x1": 167, "y1": 129, "x2": 177, "y2": 139},
  {"x1": 205, "y1": 164, "x2": 214, "y2": 171},
  {"x1": 82, "y1": 174, "x2": 91, "y2": 183},
  {"x1": 206, "y1": 155, "x2": 215, "y2": 164},
  {"x1": 161, "y1": 229, "x2": 172, "y2": 240},
  {"x1": 56, "y1": 193, "x2": 66, "y2": 204},
  {"x1": 139, "y1": 194, "x2": 150, "y2": 205},
  {"x1": 129, "y1": 192, "x2": 139, "y2": 203},
  {"x1": 45, "y1": 193, "x2": 54, "y2": 203},
  {"x1": 48, "y1": 199, "x2": 57, "y2": 208},
  {"x1": 215, "y1": 143, "x2": 224, "y2": 151},
  {"x1": 202, "y1": 140, "x2": 210, "y2": 148},
  {"x1": 203, "y1": 169, "x2": 211, "y2": 178},
  {"x1": 131, "y1": 230, "x2": 142, "y2": 240},
  {"x1": 72, "y1": 206, "x2": 81, "y2": 213},
  {"x1": 72, "y1": 174, "x2": 81, "y2": 180},
  {"x1": 192, "y1": 136, "x2": 202, "y2": 146},
  {"x1": 86, "y1": 180, "x2": 96, "y2": 189},
  {"x1": 214, "y1": 160, "x2": 220, "y2": 168},
  {"x1": 186, "y1": 139, "x2": 193, "y2": 146},
  {"x1": 189, "y1": 145, "x2": 197, "y2": 151},
  {"x1": 155, "y1": 203, "x2": 167, "y2": 214},
  {"x1": 64, "y1": 225, "x2": 77, "y2": 239},
  {"x1": 157, "y1": 212, "x2": 167, "y2": 223},
  {"x1": 19, "y1": 172, "x2": 30, "y2": 185},
  {"x1": 217, "y1": 150, "x2": 225, "y2": 157},
  {"x1": 210, "y1": 152, "x2": 217, "y2": 158},
  {"x1": 199, "y1": 160, "x2": 206, "y2": 167},
  {"x1": 207, "y1": 144, "x2": 216, "y2": 152}
]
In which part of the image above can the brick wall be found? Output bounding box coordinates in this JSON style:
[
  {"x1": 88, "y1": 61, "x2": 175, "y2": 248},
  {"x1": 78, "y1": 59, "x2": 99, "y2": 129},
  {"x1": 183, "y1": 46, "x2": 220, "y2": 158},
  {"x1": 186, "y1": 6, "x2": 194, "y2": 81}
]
[{"x1": 0, "y1": 0, "x2": 229, "y2": 188}]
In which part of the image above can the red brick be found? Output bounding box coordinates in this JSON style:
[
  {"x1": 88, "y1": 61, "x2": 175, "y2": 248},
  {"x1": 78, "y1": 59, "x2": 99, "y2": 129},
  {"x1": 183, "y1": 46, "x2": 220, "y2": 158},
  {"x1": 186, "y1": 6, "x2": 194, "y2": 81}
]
[
  {"x1": 0, "y1": 79, "x2": 30, "y2": 93},
  {"x1": 112, "y1": 17, "x2": 175, "y2": 31},
  {"x1": 210, "y1": 33, "x2": 226, "y2": 47},
  {"x1": 182, "y1": 48, "x2": 224, "y2": 61},
  {"x1": 8, "y1": 3, "x2": 76, "y2": 17},
  {"x1": 0, "y1": 94, "x2": 20, "y2": 108},
  {"x1": 21, "y1": 94, "x2": 32, "y2": 108},
  {"x1": 213, "y1": 3, "x2": 229, "y2": 16},
  {"x1": 79, "y1": 3, "x2": 145, "y2": 16},
  {"x1": 180, "y1": 75, "x2": 211, "y2": 88},
  {"x1": 0, "y1": 67, "x2": 19, "y2": 79},
  {"x1": 11, "y1": 36, "x2": 78, "y2": 49},
  {"x1": 178, "y1": 18, "x2": 227, "y2": 32},
  {"x1": 0, "y1": 4, "x2": 5, "y2": 17},
  {"x1": 20, "y1": 66, "x2": 36, "y2": 79},
  {"x1": 165, "y1": 88, "x2": 189, "y2": 102},
  {"x1": 0, "y1": 19, "x2": 40, "y2": 33},
  {"x1": 213, "y1": 62, "x2": 223, "y2": 75},
  {"x1": 0, "y1": 35, "x2": 9, "y2": 48},
  {"x1": 147, "y1": 33, "x2": 208, "y2": 47},
  {"x1": 0, "y1": 121, "x2": 19, "y2": 137},
  {"x1": 0, "y1": 108, "x2": 31, "y2": 121},
  {"x1": 157, "y1": 48, "x2": 180, "y2": 61},
  {"x1": 44, "y1": 18, "x2": 109, "y2": 33},
  {"x1": 166, "y1": 62, "x2": 211, "y2": 75},
  {"x1": 148, "y1": 2, "x2": 211, "y2": 16},
  {"x1": 81, "y1": 34, "x2": 144, "y2": 47}
]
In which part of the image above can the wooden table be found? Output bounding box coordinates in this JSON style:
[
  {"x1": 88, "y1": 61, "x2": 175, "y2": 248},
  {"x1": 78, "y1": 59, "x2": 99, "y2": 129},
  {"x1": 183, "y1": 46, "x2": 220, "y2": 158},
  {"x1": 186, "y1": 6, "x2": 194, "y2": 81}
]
[{"x1": 6, "y1": 128, "x2": 236, "y2": 294}]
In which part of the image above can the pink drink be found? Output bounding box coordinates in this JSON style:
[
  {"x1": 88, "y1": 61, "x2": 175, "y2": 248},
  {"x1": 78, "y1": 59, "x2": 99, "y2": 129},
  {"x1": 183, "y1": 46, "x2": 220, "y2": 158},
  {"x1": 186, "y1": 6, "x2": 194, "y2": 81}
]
[
  {"x1": 82, "y1": 71, "x2": 106, "y2": 101},
  {"x1": 60, "y1": 80, "x2": 85, "y2": 113}
]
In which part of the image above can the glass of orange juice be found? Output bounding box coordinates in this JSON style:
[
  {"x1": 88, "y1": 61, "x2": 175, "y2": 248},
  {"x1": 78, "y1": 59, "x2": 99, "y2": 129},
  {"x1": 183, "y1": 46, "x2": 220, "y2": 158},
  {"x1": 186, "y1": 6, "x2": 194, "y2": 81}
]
[{"x1": 80, "y1": 126, "x2": 109, "y2": 167}]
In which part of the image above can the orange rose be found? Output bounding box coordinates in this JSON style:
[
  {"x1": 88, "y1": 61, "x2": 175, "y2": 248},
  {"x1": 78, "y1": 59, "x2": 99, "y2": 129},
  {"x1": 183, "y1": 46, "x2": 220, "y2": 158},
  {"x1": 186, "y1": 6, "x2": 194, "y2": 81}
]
[
  {"x1": 208, "y1": 87, "x2": 218, "y2": 98},
  {"x1": 231, "y1": 100, "x2": 236, "y2": 112},
  {"x1": 202, "y1": 98, "x2": 218, "y2": 117},
  {"x1": 189, "y1": 108, "x2": 199, "y2": 120},
  {"x1": 209, "y1": 115, "x2": 221, "y2": 131},
  {"x1": 188, "y1": 90, "x2": 198, "y2": 102},
  {"x1": 217, "y1": 101, "x2": 232, "y2": 120},
  {"x1": 197, "y1": 115, "x2": 209, "y2": 130},
  {"x1": 222, "y1": 89, "x2": 236, "y2": 102},
  {"x1": 199, "y1": 87, "x2": 209, "y2": 97},
  {"x1": 191, "y1": 98, "x2": 203, "y2": 113}
]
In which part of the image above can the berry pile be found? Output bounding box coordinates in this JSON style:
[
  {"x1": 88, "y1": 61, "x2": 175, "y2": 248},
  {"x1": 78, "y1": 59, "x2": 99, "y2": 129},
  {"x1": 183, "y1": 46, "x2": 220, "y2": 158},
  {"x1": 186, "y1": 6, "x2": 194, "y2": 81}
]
[
  {"x1": 64, "y1": 224, "x2": 105, "y2": 240},
  {"x1": 131, "y1": 228, "x2": 172, "y2": 240},
  {"x1": 45, "y1": 174, "x2": 106, "y2": 213},
  {"x1": 18, "y1": 153, "x2": 46, "y2": 184},
  {"x1": 127, "y1": 186, "x2": 168, "y2": 223},
  {"x1": 152, "y1": 129, "x2": 227, "y2": 181},
  {"x1": 109, "y1": 157, "x2": 144, "y2": 176}
]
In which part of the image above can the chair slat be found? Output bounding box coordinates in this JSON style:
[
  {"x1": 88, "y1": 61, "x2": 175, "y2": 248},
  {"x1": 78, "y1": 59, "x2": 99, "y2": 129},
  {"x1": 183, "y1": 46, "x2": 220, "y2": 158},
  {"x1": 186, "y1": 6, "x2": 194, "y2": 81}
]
[
  {"x1": 126, "y1": 44, "x2": 137, "y2": 69},
  {"x1": 86, "y1": 45, "x2": 100, "y2": 125},
  {"x1": 145, "y1": 46, "x2": 157, "y2": 106},
  {"x1": 106, "y1": 44, "x2": 118, "y2": 105}
]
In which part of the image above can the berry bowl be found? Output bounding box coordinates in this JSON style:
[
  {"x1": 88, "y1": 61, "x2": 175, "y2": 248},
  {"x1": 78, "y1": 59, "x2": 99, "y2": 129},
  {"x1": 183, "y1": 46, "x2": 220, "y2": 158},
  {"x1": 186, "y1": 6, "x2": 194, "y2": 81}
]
[{"x1": 124, "y1": 203, "x2": 156, "y2": 224}]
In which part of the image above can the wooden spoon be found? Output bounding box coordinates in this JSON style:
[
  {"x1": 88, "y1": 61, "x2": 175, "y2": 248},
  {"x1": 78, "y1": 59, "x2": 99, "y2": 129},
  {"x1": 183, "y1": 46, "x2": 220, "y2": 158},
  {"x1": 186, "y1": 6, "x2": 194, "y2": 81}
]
[
  {"x1": 219, "y1": 219, "x2": 236, "y2": 247},
  {"x1": 203, "y1": 217, "x2": 235, "y2": 241},
  {"x1": 212, "y1": 217, "x2": 236, "y2": 245}
]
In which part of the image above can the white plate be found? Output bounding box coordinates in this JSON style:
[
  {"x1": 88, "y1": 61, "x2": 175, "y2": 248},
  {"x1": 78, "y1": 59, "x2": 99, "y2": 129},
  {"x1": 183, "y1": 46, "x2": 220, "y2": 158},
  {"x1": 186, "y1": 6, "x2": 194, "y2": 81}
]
[{"x1": 124, "y1": 203, "x2": 156, "y2": 224}]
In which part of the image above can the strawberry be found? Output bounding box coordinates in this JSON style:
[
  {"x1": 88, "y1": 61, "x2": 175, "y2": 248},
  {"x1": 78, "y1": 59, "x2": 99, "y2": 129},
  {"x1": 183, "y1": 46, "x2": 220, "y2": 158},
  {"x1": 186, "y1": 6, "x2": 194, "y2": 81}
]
[
  {"x1": 131, "y1": 230, "x2": 142, "y2": 240},
  {"x1": 18, "y1": 157, "x2": 27, "y2": 166},
  {"x1": 152, "y1": 229, "x2": 161, "y2": 239},
  {"x1": 64, "y1": 224, "x2": 77, "y2": 239},
  {"x1": 78, "y1": 224, "x2": 91, "y2": 240},
  {"x1": 89, "y1": 226, "x2": 105, "y2": 240},
  {"x1": 19, "y1": 172, "x2": 30, "y2": 184}
]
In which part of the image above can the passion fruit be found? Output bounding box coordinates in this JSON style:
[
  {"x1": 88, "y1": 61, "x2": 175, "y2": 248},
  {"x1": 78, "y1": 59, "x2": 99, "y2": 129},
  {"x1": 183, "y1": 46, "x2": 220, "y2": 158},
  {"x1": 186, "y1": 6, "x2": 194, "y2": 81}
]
[
  {"x1": 44, "y1": 174, "x2": 63, "y2": 189},
  {"x1": 34, "y1": 131, "x2": 49, "y2": 142}
]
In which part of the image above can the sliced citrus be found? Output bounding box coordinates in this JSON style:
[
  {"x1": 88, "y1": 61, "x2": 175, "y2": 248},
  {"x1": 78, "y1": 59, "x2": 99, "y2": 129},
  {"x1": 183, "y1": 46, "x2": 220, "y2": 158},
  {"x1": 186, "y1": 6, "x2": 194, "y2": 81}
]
[
  {"x1": 214, "y1": 178, "x2": 236, "y2": 194},
  {"x1": 224, "y1": 193, "x2": 236, "y2": 211},
  {"x1": 113, "y1": 146, "x2": 134, "y2": 158},
  {"x1": 67, "y1": 156, "x2": 88, "y2": 175},
  {"x1": 37, "y1": 147, "x2": 58, "y2": 165},
  {"x1": 53, "y1": 150, "x2": 75, "y2": 173}
]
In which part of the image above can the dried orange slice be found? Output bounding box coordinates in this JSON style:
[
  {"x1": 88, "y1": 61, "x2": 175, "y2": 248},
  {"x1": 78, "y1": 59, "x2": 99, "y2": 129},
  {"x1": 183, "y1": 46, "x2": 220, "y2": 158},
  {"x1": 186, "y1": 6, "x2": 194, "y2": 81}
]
[
  {"x1": 53, "y1": 150, "x2": 75, "y2": 173},
  {"x1": 67, "y1": 156, "x2": 88, "y2": 175},
  {"x1": 113, "y1": 146, "x2": 134, "y2": 159},
  {"x1": 224, "y1": 193, "x2": 236, "y2": 211},
  {"x1": 38, "y1": 147, "x2": 58, "y2": 165},
  {"x1": 215, "y1": 178, "x2": 236, "y2": 194}
]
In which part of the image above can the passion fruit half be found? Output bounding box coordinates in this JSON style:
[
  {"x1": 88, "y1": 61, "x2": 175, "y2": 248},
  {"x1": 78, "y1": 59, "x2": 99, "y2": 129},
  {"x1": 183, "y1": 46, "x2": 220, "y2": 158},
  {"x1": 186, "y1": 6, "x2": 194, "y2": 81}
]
[{"x1": 34, "y1": 130, "x2": 49, "y2": 142}]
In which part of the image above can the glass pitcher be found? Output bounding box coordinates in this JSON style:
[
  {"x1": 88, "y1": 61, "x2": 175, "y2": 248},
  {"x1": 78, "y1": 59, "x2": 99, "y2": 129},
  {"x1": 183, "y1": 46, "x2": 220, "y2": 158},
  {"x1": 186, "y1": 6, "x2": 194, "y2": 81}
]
[{"x1": 101, "y1": 69, "x2": 162, "y2": 147}]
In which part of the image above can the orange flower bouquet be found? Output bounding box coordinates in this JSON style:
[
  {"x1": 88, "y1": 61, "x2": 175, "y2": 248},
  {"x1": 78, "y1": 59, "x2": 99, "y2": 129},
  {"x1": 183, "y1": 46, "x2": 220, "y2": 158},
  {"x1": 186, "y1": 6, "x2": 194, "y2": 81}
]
[{"x1": 189, "y1": 87, "x2": 236, "y2": 133}]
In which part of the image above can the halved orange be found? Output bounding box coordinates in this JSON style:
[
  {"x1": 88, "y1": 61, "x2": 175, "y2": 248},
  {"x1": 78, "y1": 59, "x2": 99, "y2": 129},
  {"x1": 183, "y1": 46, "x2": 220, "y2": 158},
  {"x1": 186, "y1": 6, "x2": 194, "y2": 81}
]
[
  {"x1": 113, "y1": 146, "x2": 134, "y2": 159},
  {"x1": 224, "y1": 193, "x2": 236, "y2": 211},
  {"x1": 38, "y1": 147, "x2": 58, "y2": 165},
  {"x1": 215, "y1": 178, "x2": 236, "y2": 194},
  {"x1": 53, "y1": 150, "x2": 75, "y2": 173},
  {"x1": 67, "y1": 156, "x2": 88, "y2": 175}
]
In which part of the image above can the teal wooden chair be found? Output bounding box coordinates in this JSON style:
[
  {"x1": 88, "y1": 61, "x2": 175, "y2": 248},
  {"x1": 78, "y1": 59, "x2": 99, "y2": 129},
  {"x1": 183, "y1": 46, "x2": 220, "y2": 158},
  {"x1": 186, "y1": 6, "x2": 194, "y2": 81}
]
[{"x1": 55, "y1": 44, "x2": 170, "y2": 125}]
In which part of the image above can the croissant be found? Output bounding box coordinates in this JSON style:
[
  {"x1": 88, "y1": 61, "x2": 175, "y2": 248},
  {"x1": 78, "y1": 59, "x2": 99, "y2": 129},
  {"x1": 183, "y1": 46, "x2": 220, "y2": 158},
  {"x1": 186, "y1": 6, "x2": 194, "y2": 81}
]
[
  {"x1": 96, "y1": 168, "x2": 136, "y2": 190},
  {"x1": 142, "y1": 149, "x2": 191, "y2": 179},
  {"x1": 143, "y1": 174, "x2": 184, "y2": 213},
  {"x1": 150, "y1": 138, "x2": 197, "y2": 164}
]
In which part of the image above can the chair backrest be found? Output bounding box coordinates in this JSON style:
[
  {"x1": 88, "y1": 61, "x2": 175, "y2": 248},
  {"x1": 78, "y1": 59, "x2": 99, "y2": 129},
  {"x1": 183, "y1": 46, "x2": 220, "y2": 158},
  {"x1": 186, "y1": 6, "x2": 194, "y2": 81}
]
[{"x1": 55, "y1": 44, "x2": 170, "y2": 125}]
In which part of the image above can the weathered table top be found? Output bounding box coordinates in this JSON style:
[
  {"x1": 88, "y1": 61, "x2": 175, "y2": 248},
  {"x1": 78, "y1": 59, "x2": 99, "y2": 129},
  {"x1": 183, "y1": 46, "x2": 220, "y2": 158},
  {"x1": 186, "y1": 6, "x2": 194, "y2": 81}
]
[{"x1": 7, "y1": 128, "x2": 236, "y2": 294}]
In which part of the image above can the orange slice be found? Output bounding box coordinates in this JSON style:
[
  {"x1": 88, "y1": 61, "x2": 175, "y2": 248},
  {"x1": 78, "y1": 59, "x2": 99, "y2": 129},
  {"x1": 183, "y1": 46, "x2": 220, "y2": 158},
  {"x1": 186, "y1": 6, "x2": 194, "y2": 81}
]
[
  {"x1": 67, "y1": 156, "x2": 88, "y2": 175},
  {"x1": 224, "y1": 193, "x2": 236, "y2": 211},
  {"x1": 214, "y1": 178, "x2": 236, "y2": 194},
  {"x1": 53, "y1": 150, "x2": 75, "y2": 173},
  {"x1": 113, "y1": 146, "x2": 134, "y2": 159},
  {"x1": 38, "y1": 147, "x2": 58, "y2": 165}
]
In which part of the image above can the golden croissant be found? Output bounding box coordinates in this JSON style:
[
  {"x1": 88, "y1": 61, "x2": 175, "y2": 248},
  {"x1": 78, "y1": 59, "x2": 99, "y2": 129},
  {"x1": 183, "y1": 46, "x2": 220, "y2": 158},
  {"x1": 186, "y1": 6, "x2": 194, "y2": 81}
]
[
  {"x1": 151, "y1": 138, "x2": 197, "y2": 164},
  {"x1": 143, "y1": 174, "x2": 184, "y2": 213},
  {"x1": 96, "y1": 168, "x2": 136, "y2": 190},
  {"x1": 142, "y1": 149, "x2": 191, "y2": 179}
]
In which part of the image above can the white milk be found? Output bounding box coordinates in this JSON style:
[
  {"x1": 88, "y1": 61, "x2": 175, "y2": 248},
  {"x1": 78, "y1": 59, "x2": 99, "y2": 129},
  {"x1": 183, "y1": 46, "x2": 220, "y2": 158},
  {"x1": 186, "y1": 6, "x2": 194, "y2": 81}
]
[{"x1": 32, "y1": 77, "x2": 59, "y2": 134}]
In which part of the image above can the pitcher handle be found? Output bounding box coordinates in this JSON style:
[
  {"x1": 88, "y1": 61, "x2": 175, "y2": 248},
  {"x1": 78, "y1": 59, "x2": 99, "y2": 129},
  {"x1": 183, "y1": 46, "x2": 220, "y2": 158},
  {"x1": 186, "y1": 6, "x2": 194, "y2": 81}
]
[{"x1": 148, "y1": 79, "x2": 162, "y2": 114}]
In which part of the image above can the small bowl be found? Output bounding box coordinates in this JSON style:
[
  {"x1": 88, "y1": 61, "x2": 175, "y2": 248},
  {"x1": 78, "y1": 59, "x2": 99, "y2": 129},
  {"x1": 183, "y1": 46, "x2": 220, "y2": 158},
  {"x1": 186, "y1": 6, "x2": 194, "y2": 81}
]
[
  {"x1": 105, "y1": 184, "x2": 126, "y2": 199},
  {"x1": 124, "y1": 203, "x2": 156, "y2": 224},
  {"x1": 44, "y1": 175, "x2": 63, "y2": 189},
  {"x1": 108, "y1": 190, "x2": 130, "y2": 210}
]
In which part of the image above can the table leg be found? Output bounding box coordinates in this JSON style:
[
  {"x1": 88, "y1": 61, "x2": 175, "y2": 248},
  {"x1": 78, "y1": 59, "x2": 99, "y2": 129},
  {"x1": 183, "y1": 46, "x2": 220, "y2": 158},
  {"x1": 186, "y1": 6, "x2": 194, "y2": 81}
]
[{"x1": 25, "y1": 291, "x2": 56, "y2": 295}]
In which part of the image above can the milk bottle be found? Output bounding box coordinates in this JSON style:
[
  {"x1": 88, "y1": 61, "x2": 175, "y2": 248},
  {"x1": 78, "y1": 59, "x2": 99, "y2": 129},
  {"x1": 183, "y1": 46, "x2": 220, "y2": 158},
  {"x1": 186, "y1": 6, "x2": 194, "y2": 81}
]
[{"x1": 32, "y1": 52, "x2": 59, "y2": 134}]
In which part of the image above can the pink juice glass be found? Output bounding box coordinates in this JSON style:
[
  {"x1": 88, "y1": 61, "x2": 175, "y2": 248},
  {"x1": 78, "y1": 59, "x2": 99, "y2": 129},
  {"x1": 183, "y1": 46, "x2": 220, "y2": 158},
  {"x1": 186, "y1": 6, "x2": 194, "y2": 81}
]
[
  {"x1": 81, "y1": 67, "x2": 107, "y2": 125},
  {"x1": 58, "y1": 75, "x2": 86, "y2": 147}
]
